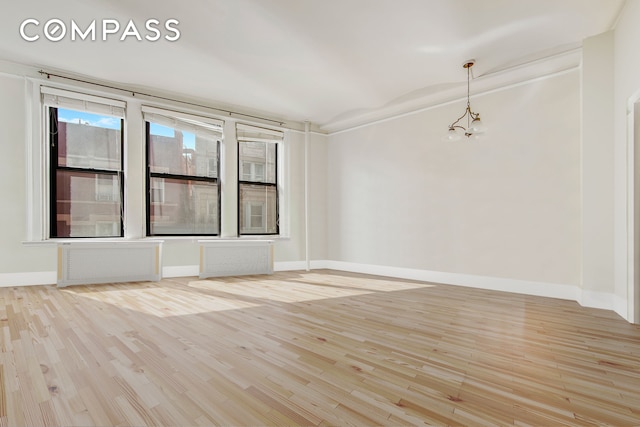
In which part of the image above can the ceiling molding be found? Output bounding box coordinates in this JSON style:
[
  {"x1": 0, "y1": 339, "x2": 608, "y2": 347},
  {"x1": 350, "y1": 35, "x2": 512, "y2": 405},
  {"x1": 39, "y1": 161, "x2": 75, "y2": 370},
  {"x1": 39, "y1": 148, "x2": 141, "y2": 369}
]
[
  {"x1": 321, "y1": 48, "x2": 583, "y2": 135},
  {"x1": 0, "y1": 58, "x2": 325, "y2": 134}
]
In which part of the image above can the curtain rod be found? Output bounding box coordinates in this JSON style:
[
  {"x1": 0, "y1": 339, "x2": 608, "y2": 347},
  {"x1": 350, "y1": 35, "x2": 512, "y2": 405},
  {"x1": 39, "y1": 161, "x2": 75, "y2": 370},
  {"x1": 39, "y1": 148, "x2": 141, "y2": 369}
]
[{"x1": 38, "y1": 70, "x2": 285, "y2": 126}]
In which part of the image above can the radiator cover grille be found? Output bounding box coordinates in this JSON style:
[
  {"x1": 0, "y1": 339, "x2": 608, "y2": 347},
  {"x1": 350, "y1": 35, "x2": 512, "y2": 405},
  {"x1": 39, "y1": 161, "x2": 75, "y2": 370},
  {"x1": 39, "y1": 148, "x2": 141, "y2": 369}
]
[
  {"x1": 57, "y1": 242, "x2": 162, "y2": 287},
  {"x1": 199, "y1": 240, "x2": 274, "y2": 278}
]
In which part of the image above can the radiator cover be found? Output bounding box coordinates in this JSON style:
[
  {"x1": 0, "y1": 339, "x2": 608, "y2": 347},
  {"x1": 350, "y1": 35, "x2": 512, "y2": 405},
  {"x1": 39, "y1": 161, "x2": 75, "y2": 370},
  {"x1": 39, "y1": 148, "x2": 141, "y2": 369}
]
[
  {"x1": 57, "y1": 241, "x2": 162, "y2": 287},
  {"x1": 199, "y1": 240, "x2": 274, "y2": 278}
]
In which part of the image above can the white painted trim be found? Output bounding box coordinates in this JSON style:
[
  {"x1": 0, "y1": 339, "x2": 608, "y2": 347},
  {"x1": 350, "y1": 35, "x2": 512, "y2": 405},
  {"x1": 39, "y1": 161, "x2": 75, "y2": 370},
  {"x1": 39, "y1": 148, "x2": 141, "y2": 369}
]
[
  {"x1": 611, "y1": 0, "x2": 632, "y2": 30},
  {"x1": 24, "y1": 78, "x2": 46, "y2": 242},
  {"x1": 0, "y1": 272, "x2": 56, "y2": 287},
  {"x1": 162, "y1": 260, "x2": 309, "y2": 275},
  {"x1": 614, "y1": 294, "x2": 629, "y2": 320},
  {"x1": 162, "y1": 265, "x2": 199, "y2": 278},
  {"x1": 141, "y1": 104, "x2": 224, "y2": 128},
  {"x1": 1, "y1": 59, "x2": 309, "y2": 133},
  {"x1": 626, "y1": 97, "x2": 640, "y2": 324},
  {"x1": 197, "y1": 239, "x2": 274, "y2": 245},
  {"x1": 626, "y1": 107, "x2": 635, "y2": 323},
  {"x1": 322, "y1": 260, "x2": 580, "y2": 300},
  {"x1": 41, "y1": 86, "x2": 126, "y2": 110},
  {"x1": 274, "y1": 260, "x2": 330, "y2": 271},
  {"x1": 327, "y1": 67, "x2": 581, "y2": 135},
  {"x1": 310, "y1": 260, "x2": 330, "y2": 269},
  {"x1": 304, "y1": 121, "x2": 310, "y2": 271},
  {"x1": 279, "y1": 130, "x2": 291, "y2": 239},
  {"x1": 323, "y1": 49, "x2": 581, "y2": 134},
  {"x1": 0, "y1": 260, "x2": 621, "y2": 319},
  {"x1": 319, "y1": 260, "x2": 626, "y2": 315},
  {"x1": 274, "y1": 261, "x2": 308, "y2": 271},
  {"x1": 580, "y1": 290, "x2": 616, "y2": 311},
  {"x1": 24, "y1": 238, "x2": 169, "y2": 246}
]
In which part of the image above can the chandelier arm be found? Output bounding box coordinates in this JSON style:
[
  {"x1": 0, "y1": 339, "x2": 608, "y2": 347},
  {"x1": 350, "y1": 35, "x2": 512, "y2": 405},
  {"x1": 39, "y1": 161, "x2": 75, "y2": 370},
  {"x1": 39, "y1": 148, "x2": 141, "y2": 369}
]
[{"x1": 448, "y1": 106, "x2": 472, "y2": 129}]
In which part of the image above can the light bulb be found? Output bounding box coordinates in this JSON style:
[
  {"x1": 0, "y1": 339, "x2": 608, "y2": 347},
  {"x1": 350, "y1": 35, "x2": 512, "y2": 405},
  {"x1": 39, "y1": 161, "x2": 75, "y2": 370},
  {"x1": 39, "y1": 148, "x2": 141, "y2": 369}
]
[
  {"x1": 469, "y1": 116, "x2": 486, "y2": 133},
  {"x1": 442, "y1": 127, "x2": 461, "y2": 141}
]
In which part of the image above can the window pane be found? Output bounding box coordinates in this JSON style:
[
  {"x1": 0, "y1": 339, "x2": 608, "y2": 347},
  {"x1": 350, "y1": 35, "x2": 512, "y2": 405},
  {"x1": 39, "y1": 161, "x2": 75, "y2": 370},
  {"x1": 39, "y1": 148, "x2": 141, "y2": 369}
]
[
  {"x1": 148, "y1": 123, "x2": 218, "y2": 178},
  {"x1": 238, "y1": 141, "x2": 276, "y2": 183},
  {"x1": 56, "y1": 108, "x2": 122, "y2": 171},
  {"x1": 149, "y1": 178, "x2": 219, "y2": 235},
  {"x1": 55, "y1": 170, "x2": 121, "y2": 237},
  {"x1": 239, "y1": 184, "x2": 277, "y2": 234},
  {"x1": 150, "y1": 179, "x2": 165, "y2": 203},
  {"x1": 250, "y1": 204, "x2": 264, "y2": 228}
]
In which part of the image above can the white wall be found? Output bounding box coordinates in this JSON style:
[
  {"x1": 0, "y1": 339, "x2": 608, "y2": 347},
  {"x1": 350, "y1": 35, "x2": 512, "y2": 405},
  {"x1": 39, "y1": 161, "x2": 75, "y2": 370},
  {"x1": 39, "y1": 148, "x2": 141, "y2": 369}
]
[
  {"x1": 308, "y1": 133, "x2": 329, "y2": 261},
  {"x1": 271, "y1": 131, "x2": 329, "y2": 265},
  {"x1": 581, "y1": 31, "x2": 615, "y2": 300},
  {"x1": 0, "y1": 73, "x2": 57, "y2": 282},
  {"x1": 613, "y1": 0, "x2": 640, "y2": 322},
  {"x1": 273, "y1": 129, "x2": 306, "y2": 263},
  {"x1": 327, "y1": 70, "x2": 582, "y2": 289}
]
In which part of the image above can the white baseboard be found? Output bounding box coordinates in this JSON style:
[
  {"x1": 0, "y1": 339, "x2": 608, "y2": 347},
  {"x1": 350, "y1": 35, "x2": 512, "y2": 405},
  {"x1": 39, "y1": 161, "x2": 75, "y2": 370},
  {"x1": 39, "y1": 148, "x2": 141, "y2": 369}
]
[
  {"x1": 273, "y1": 260, "x2": 333, "y2": 271},
  {"x1": 613, "y1": 294, "x2": 629, "y2": 321},
  {"x1": 319, "y1": 260, "x2": 627, "y2": 315},
  {"x1": 274, "y1": 261, "x2": 308, "y2": 271},
  {"x1": 162, "y1": 265, "x2": 199, "y2": 278},
  {"x1": 164, "y1": 262, "x2": 315, "y2": 277},
  {"x1": 0, "y1": 261, "x2": 621, "y2": 318},
  {"x1": 0, "y1": 271, "x2": 57, "y2": 287},
  {"x1": 322, "y1": 260, "x2": 581, "y2": 301},
  {"x1": 580, "y1": 289, "x2": 616, "y2": 311},
  {"x1": 310, "y1": 260, "x2": 330, "y2": 269}
]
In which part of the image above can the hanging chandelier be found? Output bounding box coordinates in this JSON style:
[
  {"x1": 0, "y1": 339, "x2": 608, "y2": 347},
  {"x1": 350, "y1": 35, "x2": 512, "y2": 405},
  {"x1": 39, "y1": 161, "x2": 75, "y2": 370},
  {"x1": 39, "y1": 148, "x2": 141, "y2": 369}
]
[{"x1": 444, "y1": 60, "x2": 485, "y2": 140}]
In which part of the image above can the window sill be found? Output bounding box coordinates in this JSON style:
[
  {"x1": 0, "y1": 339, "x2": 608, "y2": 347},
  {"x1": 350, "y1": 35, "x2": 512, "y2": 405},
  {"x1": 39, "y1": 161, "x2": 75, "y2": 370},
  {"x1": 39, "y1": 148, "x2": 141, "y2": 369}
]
[
  {"x1": 22, "y1": 238, "x2": 163, "y2": 247},
  {"x1": 23, "y1": 234, "x2": 290, "y2": 247},
  {"x1": 157, "y1": 235, "x2": 289, "y2": 244}
]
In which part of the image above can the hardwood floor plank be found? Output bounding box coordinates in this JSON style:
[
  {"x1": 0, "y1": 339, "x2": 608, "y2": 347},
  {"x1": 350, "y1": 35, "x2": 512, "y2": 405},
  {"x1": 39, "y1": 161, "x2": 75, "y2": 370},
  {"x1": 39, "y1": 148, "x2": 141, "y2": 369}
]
[
  {"x1": 0, "y1": 365, "x2": 5, "y2": 419},
  {"x1": 1, "y1": 270, "x2": 640, "y2": 426},
  {"x1": 78, "y1": 386, "x2": 119, "y2": 426}
]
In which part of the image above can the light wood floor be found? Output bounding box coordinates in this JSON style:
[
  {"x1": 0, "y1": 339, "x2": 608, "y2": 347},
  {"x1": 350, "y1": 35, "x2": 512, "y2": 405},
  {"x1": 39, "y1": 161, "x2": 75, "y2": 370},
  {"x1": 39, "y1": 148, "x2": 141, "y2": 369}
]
[{"x1": 1, "y1": 270, "x2": 639, "y2": 426}]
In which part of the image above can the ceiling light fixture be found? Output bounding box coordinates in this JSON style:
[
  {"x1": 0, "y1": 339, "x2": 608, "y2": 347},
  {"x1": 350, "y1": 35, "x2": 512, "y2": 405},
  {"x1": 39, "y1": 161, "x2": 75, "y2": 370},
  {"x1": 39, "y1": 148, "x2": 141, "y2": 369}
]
[{"x1": 444, "y1": 60, "x2": 485, "y2": 141}]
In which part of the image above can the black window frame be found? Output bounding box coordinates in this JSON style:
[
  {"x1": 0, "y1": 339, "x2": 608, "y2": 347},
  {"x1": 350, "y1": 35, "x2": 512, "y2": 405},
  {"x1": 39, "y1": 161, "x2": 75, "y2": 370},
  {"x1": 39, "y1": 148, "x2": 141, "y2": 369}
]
[
  {"x1": 237, "y1": 140, "x2": 279, "y2": 236},
  {"x1": 145, "y1": 121, "x2": 221, "y2": 237},
  {"x1": 48, "y1": 107, "x2": 125, "y2": 238}
]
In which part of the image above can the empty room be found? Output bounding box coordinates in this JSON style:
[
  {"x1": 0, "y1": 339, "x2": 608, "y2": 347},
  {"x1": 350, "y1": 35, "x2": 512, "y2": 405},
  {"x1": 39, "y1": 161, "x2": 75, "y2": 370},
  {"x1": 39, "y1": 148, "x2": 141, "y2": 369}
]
[{"x1": 1, "y1": 0, "x2": 640, "y2": 425}]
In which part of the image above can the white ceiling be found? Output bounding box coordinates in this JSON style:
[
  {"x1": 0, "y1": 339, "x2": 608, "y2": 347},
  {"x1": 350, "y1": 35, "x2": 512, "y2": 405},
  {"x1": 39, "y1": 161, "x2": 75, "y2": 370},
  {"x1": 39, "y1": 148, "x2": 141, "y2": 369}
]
[{"x1": 0, "y1": 0, "x2": 625, "y2": 131}]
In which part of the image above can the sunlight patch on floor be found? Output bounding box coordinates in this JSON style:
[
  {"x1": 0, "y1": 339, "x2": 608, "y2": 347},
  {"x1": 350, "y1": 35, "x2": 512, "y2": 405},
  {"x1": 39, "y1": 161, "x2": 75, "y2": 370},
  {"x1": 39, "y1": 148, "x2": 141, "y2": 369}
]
[
  {"x1": 65, "y1": 285, "x2": 261, "y2": 317},
  {"x1": 63, "y1": 272, "x2": 437, "y2": 317},
  {"x1": 188, "y1": 273, "x2": 436, "y2": 303},
  {"x1": 188, "y1": 279, "x2": 375, "y2": 302}
]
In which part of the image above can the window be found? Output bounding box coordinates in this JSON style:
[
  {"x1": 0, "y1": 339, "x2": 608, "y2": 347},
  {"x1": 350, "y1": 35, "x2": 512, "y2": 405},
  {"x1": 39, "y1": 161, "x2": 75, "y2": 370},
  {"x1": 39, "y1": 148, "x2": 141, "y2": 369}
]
[
  {"x1": 144, "y1": 108, "x2": 223, "y2": 236},
  {"x1": 237, "y1": 124, "x2": 282, "y2": 235},
  {"x1": 45, "y1": 89, "x2": 125, "y2": 238},
  {"x1": 34, "y1": 84, "x2": 290, "y2": 242}
]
